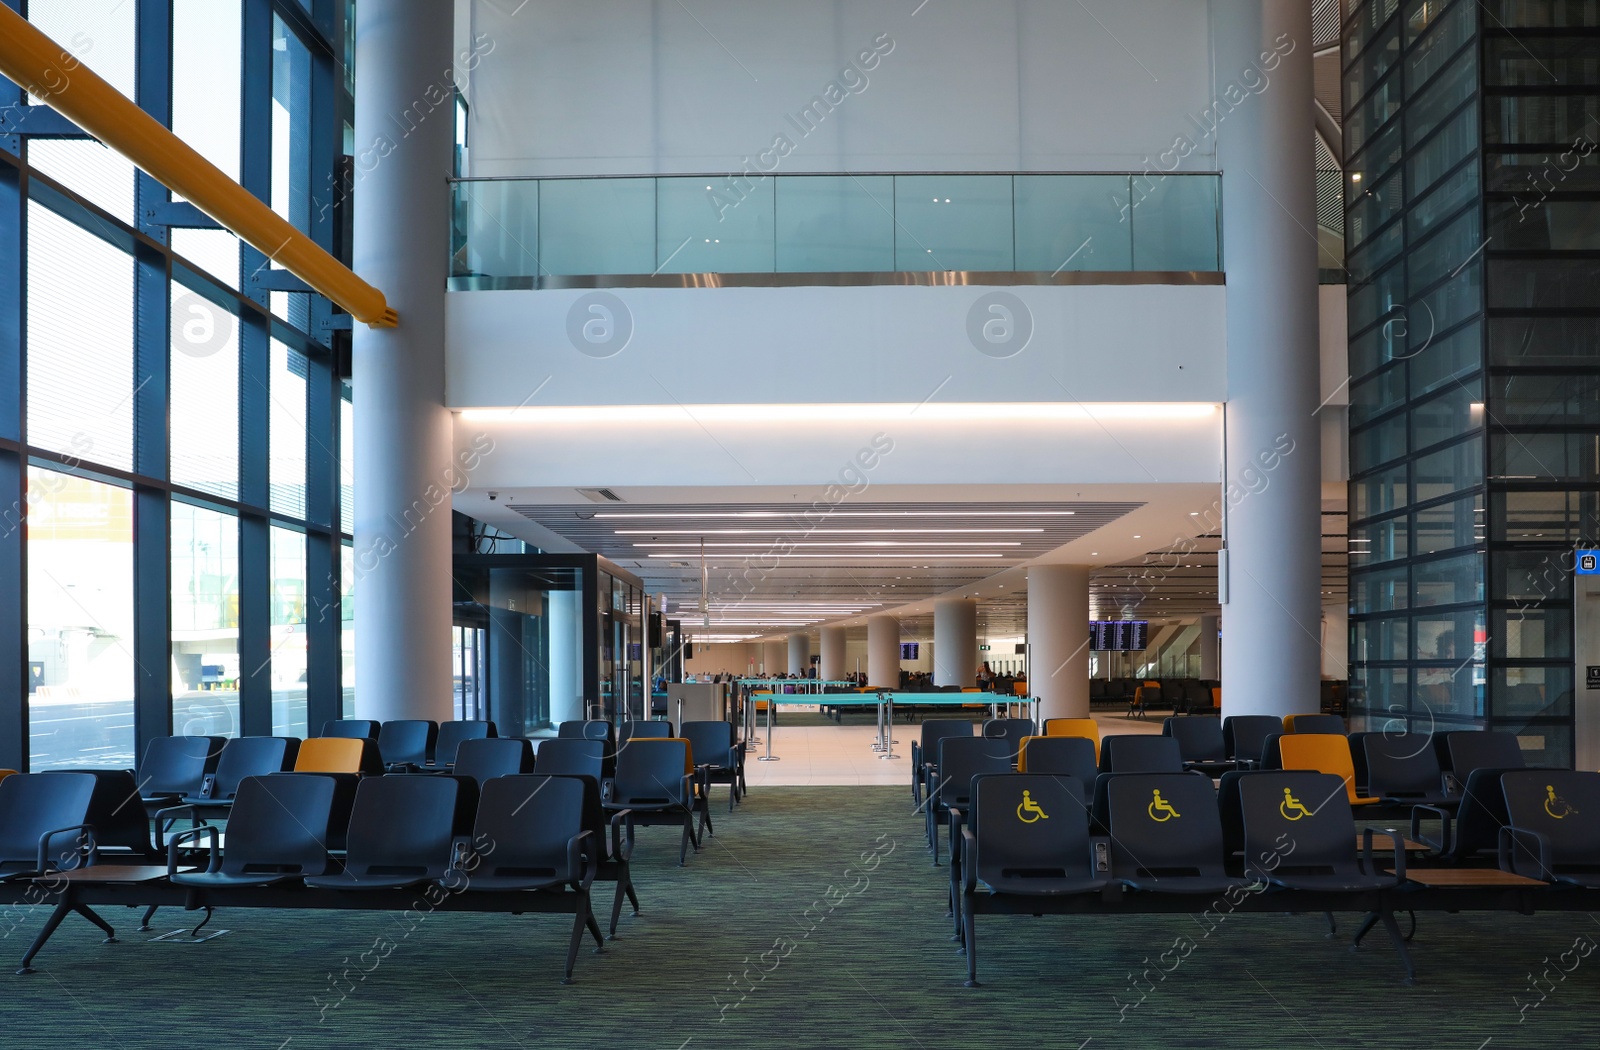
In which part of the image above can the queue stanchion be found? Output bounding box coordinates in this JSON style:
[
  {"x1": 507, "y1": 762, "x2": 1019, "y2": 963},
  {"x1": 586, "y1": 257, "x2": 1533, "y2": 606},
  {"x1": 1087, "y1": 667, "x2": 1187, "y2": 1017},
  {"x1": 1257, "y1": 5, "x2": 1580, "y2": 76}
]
[
  {"x1": 872, "y1": 693, "x2": 887, "y2": 753},
  {"x1": 878, "y1": 694, "x2": 899, "y2": 759},
  {"x1": 757, "y1": 695, "x2": 779, "y2": 762}
]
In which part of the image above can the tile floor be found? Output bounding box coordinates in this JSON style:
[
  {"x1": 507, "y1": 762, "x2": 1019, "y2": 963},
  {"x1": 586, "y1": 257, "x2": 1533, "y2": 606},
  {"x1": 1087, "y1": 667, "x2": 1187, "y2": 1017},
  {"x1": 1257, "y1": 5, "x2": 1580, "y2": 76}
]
[{"x1": 739, "y1": 709, "x2": 1167, "y2": 787}]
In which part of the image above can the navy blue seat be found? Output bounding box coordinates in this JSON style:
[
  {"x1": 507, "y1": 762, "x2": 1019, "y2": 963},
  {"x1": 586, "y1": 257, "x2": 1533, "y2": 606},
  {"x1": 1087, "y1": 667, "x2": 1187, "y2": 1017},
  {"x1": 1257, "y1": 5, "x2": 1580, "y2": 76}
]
[
  {"x1": 1099, "y1": 734, "x2": 1184, "y2": 775},
  {"x1": 169, "y1": 775, "x2": 336, "y2": 889},
  {"x1": 534, "y1": 738, "x2": 605, "y2": 782},
  {"x1": 378, "y1": 719, "x2": 439, "y2": 767},
  {"x1": 1500, "y1": 770, "x2": 1600, "y2": 888},
  {"x1": 680, "y1": 720, "x2": 743, "y2": 812},
  {"x1": 0, "y1": 772, "x2": 97, "y2": 878},
  {"x1": 1444, "y1": 731, "x2": 1525, "y2": 777},
  {"x1": 959, "y1": 773, "x2": 1109, "y2": 986},
  {"x1": 427, "y1": 720, "x2": 496, "y2": 768},
  {"x1": 1108, "y1": 773, "x2": 1248, "y2": 895},
  {"x1": 451, "y1": 737, "x2": 534, "y2": 789},
  {"x1": 320, "y1": 719, "x2": 380, "y2": 739},
  {"x1": 1163, "y1": 716, "x2": 1234, "y2": 776},
  {"x1": 912, "y1": 719, "x2": 976, "y2": 807},
  {"x1": 134, "y1": 736, "x2": 225, "y2": 803},
  {"x1": 306, "y1": 776, "x2": 460, "y2": 890},
  {"x1": 1223, "y1": 715, "x2": 1282, "y2": 768},
  {"x1": 928, "y1": 736, "x2": 1015, "y2": 863}
]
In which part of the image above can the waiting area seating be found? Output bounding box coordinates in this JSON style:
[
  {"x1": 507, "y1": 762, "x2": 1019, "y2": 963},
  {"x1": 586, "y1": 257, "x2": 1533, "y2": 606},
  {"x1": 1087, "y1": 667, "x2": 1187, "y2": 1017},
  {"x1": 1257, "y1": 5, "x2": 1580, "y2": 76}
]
[{"x1": 950, "y1": 760, "x2": 1579, "y2": 987}]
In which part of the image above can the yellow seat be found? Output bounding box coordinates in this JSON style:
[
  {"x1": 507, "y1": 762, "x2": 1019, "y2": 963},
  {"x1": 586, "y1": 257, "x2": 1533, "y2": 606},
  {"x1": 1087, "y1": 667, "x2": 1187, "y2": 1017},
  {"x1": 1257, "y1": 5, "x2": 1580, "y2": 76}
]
[
  {"x1": 961, "y1": 687, "x2": 981, "y2": 693},
  {"x1": 0, "y1": 769, "x2": 15, "y2": 784},
  {"x1": 1278, "y1": 733, "x2": 1379, "y2": 806},
  {"x1": 1012, "y1": 681, "x2": 1028, "y2": 697},
  {"x1": 294, "y1": 736, "x2": 367, "y2": 774},
  {"x1": 1043, "y1": 717, "x2": 1100, "y2": 762}
]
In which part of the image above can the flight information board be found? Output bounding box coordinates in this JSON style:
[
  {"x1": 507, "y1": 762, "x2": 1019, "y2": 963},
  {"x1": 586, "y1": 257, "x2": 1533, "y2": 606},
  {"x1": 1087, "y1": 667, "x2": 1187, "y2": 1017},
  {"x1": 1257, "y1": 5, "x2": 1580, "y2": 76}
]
[{"x1": 1089, "y1": 621, "x2": 1149, "y2": 651}]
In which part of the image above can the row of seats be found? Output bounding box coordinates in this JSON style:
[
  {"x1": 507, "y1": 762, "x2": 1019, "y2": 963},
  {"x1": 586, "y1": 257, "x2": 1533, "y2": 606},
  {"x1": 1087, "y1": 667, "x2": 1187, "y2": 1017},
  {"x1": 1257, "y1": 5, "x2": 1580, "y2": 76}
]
[
  {"x1": 948, "y1": 767, "x2": 1600, "y2": 986},
  {"x1": 0, "y1": 718, "x2": 756, "y2": 976},
  {"x1": 0, "y1": 770, "x2": 620, "y2": 981}
]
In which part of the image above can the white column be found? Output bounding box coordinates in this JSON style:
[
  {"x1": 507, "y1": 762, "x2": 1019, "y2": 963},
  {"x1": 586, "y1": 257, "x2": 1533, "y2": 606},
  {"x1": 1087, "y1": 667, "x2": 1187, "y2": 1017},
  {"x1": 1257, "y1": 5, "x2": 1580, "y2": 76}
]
[
  {"x1": 866, "y1": 615, "x2": 901, "y2": 689},
  {"x1": 819, "y1": 626, "x2": 848, "y2": 680},
  {"x1": 548, "y1": 588, "x2": 583, "y2": 724},
  {"x1": 1215, "y1": 0, "x2": 1322, "y2": 719},
  {"x1": 351, "y1": 0, "x2": 455, "y2": 723},
  {"x1": 1028, "y1": 565, "x2": 1090, "y2": 721},
  {"x1": 762, "y1": 640, "x2": 786, "y2": 676},
  {"x1": 787, "y1": 632, "x2": 812, "y2": 676},
  {"x1": 1198, "y1": 614, "x2": 1221, "y2": 681},
  {"x1": 933, "y1": 599, "x2": 978, "y2": 688}
]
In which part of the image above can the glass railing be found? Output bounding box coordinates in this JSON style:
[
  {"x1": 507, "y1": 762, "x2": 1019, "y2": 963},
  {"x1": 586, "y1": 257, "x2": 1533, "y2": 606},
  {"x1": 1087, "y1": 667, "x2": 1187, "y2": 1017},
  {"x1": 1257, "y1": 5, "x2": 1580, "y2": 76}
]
[{"x1": 448, "y1": 172, "x2": 1221, "y2": 289}]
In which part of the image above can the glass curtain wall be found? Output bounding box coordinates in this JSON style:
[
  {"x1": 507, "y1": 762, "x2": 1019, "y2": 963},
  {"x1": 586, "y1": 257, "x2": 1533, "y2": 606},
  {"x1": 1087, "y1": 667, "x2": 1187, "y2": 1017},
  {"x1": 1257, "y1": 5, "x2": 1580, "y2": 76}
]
[
  {"x1": 1344, "y1": 0, "x2": 1600, "y2": 764},
  {"x1": 0, "y1": 0, "x2": 353, "y2": 772}
]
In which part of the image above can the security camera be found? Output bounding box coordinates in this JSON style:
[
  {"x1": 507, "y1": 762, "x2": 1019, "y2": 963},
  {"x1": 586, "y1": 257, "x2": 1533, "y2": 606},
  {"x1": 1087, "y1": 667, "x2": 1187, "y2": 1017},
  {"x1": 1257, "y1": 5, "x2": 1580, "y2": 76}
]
[{"x1": 488, "y1": 491, "x2": 499, "y2": 501}]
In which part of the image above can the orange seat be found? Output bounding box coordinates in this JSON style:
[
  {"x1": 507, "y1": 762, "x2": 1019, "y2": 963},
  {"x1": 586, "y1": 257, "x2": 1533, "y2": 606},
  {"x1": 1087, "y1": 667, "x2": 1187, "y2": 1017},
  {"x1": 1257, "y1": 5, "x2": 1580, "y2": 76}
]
[
  {"x1": 1278, "y1": 733, "x2": 1379, "y2": 806},
  {"x1": 1043, "y1": 717, "x2": 1100, "y2": 762},
  {"x1": 294, "y1": 736, "x2": 367, "y2": 774},
  {"x1": 0, "y1": 769, "x2": 15, "y2": 784},
  {"x1": 1012, "y1": 681, "x2": 1028, "y2": 697}
]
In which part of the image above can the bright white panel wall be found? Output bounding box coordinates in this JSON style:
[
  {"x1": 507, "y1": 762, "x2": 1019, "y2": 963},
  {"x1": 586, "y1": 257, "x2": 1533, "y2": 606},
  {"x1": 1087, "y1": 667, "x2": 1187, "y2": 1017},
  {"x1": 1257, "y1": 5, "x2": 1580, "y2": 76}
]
[
  {"x1": 447, "y1": 284, "x2": 1227, "y2": 408},
  {"x1": 465, "y1": 0, "x2": 1217, "y2": 176}
]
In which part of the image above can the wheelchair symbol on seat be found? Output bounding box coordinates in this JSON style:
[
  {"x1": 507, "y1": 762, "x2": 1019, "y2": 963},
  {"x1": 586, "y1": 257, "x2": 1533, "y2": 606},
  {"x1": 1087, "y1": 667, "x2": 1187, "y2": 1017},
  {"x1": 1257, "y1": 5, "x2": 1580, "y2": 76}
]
[
  {"x1": 1545, "y1": 784, "x2": 1577, "y2": 820},
  {"x1": 1147, "y1": 789, "x2": 1181, "y2": 822},
  {"x1": 1280, "y1": 789, "x2": 1314, "y2": 821},
  {"x1": 1017, "y1": 790, "x2": 1050, "y2": 824}
]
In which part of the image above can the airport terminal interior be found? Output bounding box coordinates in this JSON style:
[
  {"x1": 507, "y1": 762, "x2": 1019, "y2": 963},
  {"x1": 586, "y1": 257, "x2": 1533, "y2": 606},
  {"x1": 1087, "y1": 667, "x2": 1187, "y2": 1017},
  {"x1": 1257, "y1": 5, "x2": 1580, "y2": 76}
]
[{"x1": 3, "y1": 0, "x2": 1600, "y2": 1046}]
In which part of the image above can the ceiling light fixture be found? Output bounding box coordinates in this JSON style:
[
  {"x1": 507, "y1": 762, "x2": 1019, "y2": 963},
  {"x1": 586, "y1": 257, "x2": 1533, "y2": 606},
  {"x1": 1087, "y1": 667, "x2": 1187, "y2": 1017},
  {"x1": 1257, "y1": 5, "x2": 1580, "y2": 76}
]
[{"x1": 459, "y1": 402, "x2": 1219, "y2": 424}]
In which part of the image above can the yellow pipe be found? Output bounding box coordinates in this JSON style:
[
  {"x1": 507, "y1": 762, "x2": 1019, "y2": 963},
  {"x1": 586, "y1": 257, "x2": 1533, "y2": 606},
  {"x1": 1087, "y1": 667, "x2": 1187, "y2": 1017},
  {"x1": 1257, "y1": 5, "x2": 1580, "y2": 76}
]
[{"x1": 0, "y1": 8, "x2": 397, "y2": 328}]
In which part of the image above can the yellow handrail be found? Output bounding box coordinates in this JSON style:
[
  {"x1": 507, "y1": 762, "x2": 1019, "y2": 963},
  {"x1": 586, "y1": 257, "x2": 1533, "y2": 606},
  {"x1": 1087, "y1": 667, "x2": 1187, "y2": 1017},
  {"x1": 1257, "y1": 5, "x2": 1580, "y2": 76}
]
[{"x1": 0, "y1": 8, "x2": 396, "y2": 328}]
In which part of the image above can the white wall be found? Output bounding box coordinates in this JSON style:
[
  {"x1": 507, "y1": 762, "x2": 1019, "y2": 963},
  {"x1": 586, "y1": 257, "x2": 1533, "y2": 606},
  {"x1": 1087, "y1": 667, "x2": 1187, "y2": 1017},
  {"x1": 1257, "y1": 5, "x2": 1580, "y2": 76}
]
[{"x1": 465, "y1": 0, "x2": 1217, "y2": 177}]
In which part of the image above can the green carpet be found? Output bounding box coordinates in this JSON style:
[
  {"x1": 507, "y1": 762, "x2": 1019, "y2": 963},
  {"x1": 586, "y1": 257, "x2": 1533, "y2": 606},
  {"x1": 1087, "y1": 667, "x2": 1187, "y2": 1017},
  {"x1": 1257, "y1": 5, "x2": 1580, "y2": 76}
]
[{"x1": 5, "y1": 786, "x2": 1600, "y2": 1049}]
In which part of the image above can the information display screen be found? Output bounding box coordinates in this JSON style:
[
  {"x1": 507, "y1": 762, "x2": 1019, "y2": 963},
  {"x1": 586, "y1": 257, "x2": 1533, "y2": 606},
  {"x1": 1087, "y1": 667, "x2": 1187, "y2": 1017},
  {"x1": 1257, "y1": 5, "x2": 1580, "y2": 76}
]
[
  {"x1": 900, "y1": 642, "x2": 920, "y2": 660},
  {"x1": 1089, "y1": 621, "x2": 1148, "y2": 651}
]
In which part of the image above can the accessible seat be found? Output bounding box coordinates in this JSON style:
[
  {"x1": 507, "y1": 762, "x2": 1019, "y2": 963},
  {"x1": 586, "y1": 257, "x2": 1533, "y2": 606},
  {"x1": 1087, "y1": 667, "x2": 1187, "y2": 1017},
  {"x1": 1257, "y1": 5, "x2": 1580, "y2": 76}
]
[
  {"x1": 1238, "y1": 771, "x2": 1414, "y2": 981},
  {"x1": 959, "y1": 773, "x2": 1109, "y2": 986},
  {"x1": 1499, "y1": 770, "x2": 1600, "y2": 887},
  {"x1": 1108, "y1": 772, "x2": 1249, "y2": 895}
]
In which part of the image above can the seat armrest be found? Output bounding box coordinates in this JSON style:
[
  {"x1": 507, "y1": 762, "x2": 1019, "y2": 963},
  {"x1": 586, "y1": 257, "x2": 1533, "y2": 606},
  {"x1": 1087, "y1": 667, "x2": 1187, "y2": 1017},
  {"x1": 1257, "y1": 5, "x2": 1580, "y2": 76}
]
[
  {"x1": 960, "y1": 828, "x2": 978, "y2": 892},
  {"x1": 947, "y1": 806, "x2": 967, "y2": 861},
  {"x1": 36, "y1": 823, "x2": 95, "y2": 874},
  {"x1": 1410, "y1": 805, "x2": 1452, "y2": 854},
  {"x1": 1499, "y1": 825, "x2": 1551, "y2": 881},
  {"x1": 566, "y1": 829, "x2": 596, "y2": 888},
  {"x1": 167, "y1": 825, "x2": 221, "y2": 875},
  {"x1": 152, "y1": 804, "x2": 203, "y2": 851},
  {"x1": 1362, "y1": 827, "x2": 1405, "y2": 883},
  {"x1": 608, "y1": 809, "x2": 633, "y2": 861}
]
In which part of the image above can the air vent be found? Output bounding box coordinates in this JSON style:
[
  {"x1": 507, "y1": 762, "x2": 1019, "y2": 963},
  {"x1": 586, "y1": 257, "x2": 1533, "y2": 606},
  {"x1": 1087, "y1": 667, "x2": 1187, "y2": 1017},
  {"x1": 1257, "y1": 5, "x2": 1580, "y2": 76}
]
[{"x1": 576, "y1": 487, "x2": 624, "y2": 503}]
